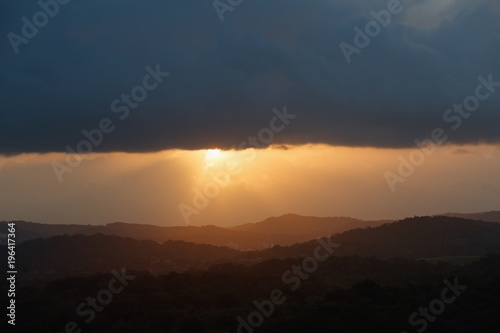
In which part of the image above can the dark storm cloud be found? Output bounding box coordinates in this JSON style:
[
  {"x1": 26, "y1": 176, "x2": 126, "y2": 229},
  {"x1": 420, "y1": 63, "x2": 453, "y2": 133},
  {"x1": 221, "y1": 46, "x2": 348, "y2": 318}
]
[{"x1": 1, "y1": 0, "x2": 499, "y2": 154}]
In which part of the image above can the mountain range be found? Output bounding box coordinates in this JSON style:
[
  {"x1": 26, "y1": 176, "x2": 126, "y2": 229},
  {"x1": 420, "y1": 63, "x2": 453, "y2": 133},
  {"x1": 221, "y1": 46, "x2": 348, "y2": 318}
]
[
  {"x1": 0, "y1": 214, "x2": 390, "y2": 250},
  {"x1": 3, "y1": 215, "x2": 500, "y2": 276}
]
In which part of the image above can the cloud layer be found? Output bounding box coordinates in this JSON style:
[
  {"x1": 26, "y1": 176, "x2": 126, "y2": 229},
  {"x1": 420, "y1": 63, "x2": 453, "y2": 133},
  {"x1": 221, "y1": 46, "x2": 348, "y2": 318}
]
[{"x1": 1, "y1": 0, "x2": 500, "y2": 154}]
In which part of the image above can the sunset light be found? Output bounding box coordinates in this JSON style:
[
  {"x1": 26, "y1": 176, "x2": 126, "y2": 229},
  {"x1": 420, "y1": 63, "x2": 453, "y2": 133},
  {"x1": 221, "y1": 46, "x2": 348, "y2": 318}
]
[
  {"x1": 204, "y1": 148, "x2": 222, "y2": 167},
  {"x1": 2, "y1": 0, "x2": 500, "y2": 331}
]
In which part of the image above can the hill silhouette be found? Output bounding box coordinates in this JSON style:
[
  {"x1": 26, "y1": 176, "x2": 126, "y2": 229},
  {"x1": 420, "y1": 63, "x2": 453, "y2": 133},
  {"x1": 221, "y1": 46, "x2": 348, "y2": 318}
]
[
  {"x1": 6, "y1": 216, "x2": 500, "y2": 276},
  {"x1": 438, "y1": 210, "x2": 500, "y2": 223},
  {"x1": 230, "y1": 213, "x2": 389, "y2": 237},
  {"x1": 254, "y1": 216, "x2": 500, "y2": 260},
  {"x1": 10, "y1": 234, "x2": 241, "y2": 275},
  {"x1": 0, "y1": 214, "x2": 391, "y2": 250},
  {"x1": 4, "y1": 215, "x2": 500, "y2": 332}
]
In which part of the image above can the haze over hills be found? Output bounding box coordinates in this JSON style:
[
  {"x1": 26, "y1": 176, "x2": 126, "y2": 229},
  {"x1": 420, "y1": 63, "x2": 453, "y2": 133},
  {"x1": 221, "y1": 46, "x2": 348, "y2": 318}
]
[
  {"x1": 4, "y1": 215, "x2": 500, "y2": 276},
  {"x1": 4, "y1": 214, "x2": 500, "y2": 332},
  {"x1": 254, "y1": 216, "x2": 500, "y2": 260},
  {"x1": 229, "y1": 214, "x2": 390, "y2": 236},
  {"x1": 10, "y1": 235, "x2": 242, "y2": 275},
  {"x1": 0, "y1": 214, "x2": 391, "y2": 250},
  {"x1": 437, "y1": 210, "x2": 500, "y2": 223}
]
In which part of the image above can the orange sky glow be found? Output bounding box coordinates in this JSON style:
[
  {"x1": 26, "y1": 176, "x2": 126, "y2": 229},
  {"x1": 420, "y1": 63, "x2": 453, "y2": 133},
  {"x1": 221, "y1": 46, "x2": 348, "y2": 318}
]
[{"x1": 1, "y1": 143, "x2": 499, "y2": 227}]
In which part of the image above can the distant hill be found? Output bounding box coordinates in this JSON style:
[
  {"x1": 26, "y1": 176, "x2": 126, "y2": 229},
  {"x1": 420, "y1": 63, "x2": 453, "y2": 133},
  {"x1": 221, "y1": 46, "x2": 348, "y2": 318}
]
[
  {"x1": 10, "y1": 234, "x2": 241, "y2": 275},
  {"x1": 0, "y1": 221, "x2": 92, "y2": 243},
  {"x1": 0, "y1": 214, "x2": 391, "y2": 250},
  {"x1": 230, "y1": 213, "x2": 390, "y2": 237},
  {"x1": 250, "y1": 216, "x2": 500, "y2": 260},
  {"x1": 6, "y1": 216, "x2": 500, "y2": 276},
  {"x1": 438, "y1": 210, "x2": 500, "y2": 223},
  {"x1": 0, "y1": 220, "x2": 273, "y2": 249}
]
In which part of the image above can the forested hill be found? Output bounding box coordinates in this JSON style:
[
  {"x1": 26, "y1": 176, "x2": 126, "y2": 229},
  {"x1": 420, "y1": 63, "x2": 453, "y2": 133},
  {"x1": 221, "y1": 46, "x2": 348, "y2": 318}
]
[
  {"x1": 3, "y1": 216, "x2": 500, "y2": 275},
  {"x1": 250, "y1": 216, "x2": 500, "y2": 260}
]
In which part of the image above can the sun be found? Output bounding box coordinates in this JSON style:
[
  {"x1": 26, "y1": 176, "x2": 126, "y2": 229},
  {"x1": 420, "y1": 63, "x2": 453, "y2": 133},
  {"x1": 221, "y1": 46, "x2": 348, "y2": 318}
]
[
  {"x1": 204, "y1": 149, "x2": 222, "y2": 168},
  {"x1": 206, "y1": 149, "x2": 221, "y2": 158}
]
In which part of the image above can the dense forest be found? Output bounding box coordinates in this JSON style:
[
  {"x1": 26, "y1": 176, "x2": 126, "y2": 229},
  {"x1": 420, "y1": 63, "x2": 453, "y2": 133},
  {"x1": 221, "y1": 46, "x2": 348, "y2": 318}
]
[{"x1": 2, "y1": 254, "x2": 499, "y2": 332}]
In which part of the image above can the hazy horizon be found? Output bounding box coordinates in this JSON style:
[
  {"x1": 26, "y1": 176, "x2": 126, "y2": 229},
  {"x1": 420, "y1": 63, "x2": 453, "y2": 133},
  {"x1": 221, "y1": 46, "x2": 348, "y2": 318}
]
[{"x1": 1, "y1": 143, "x2": 499, "y2": 227}]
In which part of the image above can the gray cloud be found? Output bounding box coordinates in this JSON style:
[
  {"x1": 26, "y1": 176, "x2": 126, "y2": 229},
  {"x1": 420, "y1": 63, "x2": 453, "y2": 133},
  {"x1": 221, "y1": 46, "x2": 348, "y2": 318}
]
[{"x1": 1, "y1": 0, "x2": 499, "y2": 155}]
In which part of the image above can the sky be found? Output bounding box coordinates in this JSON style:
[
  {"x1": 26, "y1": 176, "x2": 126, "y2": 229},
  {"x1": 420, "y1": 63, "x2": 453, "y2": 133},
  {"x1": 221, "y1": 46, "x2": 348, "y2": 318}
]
[{"x1": 1, "y1": 0, "x2": 499, "y2": 226}]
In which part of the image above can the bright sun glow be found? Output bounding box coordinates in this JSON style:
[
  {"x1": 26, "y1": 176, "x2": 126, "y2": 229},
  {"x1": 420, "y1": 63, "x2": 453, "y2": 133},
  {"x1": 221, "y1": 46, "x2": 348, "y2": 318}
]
[
  {"x1": 204, "y1": 149, "x2": 222, "y2": 168},
  {"x1": 206, "y1": 149, "x2": 221, "y2": 158}
]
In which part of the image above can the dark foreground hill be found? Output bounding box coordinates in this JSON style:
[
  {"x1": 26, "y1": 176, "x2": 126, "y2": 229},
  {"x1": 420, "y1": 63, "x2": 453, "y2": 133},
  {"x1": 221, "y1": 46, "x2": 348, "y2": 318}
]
[{"x1": 5, "y1": 253, "x2": 500, "y2": 332}]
